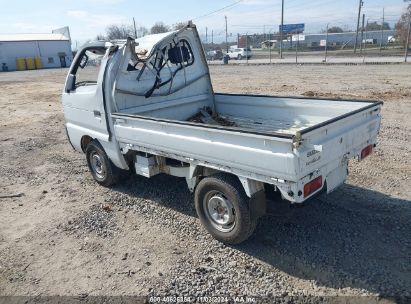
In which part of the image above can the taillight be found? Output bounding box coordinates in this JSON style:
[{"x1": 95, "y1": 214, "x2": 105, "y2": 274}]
[
  {"x1": 361, "y1": 145, "x2": 373, "y2": 160},
  {"x1": 304, "y1": 176, "x2": 323, "y2": 198}
]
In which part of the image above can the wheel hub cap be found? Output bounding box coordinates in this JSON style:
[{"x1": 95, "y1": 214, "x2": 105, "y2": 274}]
[
  {"x1": 204, "y1": 192, "x2": 235, "y2": 232},
  {"x1": 91, "y1": 152, "x2": 105, "y2": 179}
]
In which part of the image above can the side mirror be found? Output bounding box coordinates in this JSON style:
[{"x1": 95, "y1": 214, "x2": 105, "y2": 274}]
[
  {"x1": 79, "y1": 54, "x2": 89, "y2": 69},
  {"x1": 66, "y1": 74, "x2": 76, "y2": 93}
]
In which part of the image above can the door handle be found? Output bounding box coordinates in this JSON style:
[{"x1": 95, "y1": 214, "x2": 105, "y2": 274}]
[
  {"x1": 115, "y1": 118, "x2": 126, "y2": 124},
  {"x1": 93, "y1": 110, "x2": 101, "y2": 117}
]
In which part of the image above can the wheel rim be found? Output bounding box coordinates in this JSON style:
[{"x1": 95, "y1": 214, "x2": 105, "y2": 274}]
[
  {"x1": 203, "y1": 190, "x2": 236, "y2": 232},
  {"x1": 90, "y1": 151, "x2": 106, "y2": 180}
]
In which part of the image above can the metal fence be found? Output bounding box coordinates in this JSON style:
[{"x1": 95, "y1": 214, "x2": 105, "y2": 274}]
[{"x1": 202, "y1": 29, "x2": 409, "y2": 64}]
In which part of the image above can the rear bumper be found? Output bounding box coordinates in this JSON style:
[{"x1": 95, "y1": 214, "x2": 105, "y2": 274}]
[
  {"x1": 278, "y1": 139, "x2": 378, "y2": 204},
  {"x1": 276, "y1": 160, "x2": 348, "y2": 204}
]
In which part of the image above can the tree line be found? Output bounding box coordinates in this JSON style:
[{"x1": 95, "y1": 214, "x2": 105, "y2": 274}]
[
  {"x1": 326, "y1": 22, "x2": 391, "y2": 34},
  {"x1": 96, "y1": 21, "x2": 186, "y2": 40}
]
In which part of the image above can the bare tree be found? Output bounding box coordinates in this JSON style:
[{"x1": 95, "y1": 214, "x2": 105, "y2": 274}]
[
  {"x1": 136, "y1": 26, "x2": 149, "y2": 37},
  {"x1": 172, "y1": 22, "x2": 186, "y2": 31},
  {"x1": 106, "y1": 24, "x2": 135, "y2": 40},
  {"x1": 327, "y1": 26, "x2": 344, "y2": 33},
  {"x1": 150, "y1": 22, "x2": 170, "y2": 34},
  {"x1": 396, "y1": 3, "x2": 411, "y2": 45},
  {"x1": 95, "y1": 33, "x2": 106, "y2": 40},
  {"x1": 93, "y1": 24, "x2": 148, "y2": 41},
  {"x1": 365, "y1": 22, "x2": 390, "y2": 31}
]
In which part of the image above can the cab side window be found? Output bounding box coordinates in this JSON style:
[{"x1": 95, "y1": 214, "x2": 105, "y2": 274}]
[{"x1": 74, "y1": 49, "x2": 105, "y2": 88}]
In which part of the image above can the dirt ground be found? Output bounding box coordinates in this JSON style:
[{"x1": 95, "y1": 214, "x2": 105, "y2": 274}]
[{"x1": 0, "y1": 64, "x2": 410, "y2": 301}]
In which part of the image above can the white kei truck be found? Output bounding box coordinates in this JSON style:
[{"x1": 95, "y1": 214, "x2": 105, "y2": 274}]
[{"x1": 62, "y1": 23, "x2": 382, "y2": 244}]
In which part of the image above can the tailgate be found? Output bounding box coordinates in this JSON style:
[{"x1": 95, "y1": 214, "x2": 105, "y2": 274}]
[{"x1": 296, "y1": 100, "x2": 382, "y2": 179}]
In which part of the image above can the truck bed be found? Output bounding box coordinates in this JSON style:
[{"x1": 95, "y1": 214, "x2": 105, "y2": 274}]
[
  {"x1": 112, "y1": 93, "x2": 382, "y2": 186},
  {"x1": 212, "y1": 93, "x2": 381, "y2": 137},
  {"x1": 114, "y1": 92, "x2": 380, "y2": 138}
]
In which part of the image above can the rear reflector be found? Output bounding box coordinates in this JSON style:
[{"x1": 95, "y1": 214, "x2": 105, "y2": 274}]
[
  {"x1": 304, "y1": 176, "x2": 323, "y2": 198},
  {"x1": 361, "y1": 145, "x2": 373, "y2": 160}
]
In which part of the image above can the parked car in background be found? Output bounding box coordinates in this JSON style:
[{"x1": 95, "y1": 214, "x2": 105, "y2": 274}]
[
  {"x1": 206, "y1": 49, "x2": 223, "y2": 61},
  {"x1": 227, "y1": 47, "x2": 252, "y2": 60}
]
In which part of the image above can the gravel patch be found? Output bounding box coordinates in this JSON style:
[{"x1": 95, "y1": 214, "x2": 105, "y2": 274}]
[
  {"x1": 59, "y1": 204, "x2": 117, "y2": 238},
  {"x1": 100, "y1": 173, "x2": 411, "y2": 298}
]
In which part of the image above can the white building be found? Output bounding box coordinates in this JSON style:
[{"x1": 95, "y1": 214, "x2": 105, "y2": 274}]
[{"x1": 0, "y1": 26, "x2": 73, "y2": 71}]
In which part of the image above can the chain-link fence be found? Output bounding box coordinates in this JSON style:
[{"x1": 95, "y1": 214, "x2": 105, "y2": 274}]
[{"x1": 202, "y1": 27, "x2": 409, "y2": 64}]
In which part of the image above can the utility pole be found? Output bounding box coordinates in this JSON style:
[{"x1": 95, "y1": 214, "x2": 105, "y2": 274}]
[
  {"x1": 269, "y1": 31, "x2": 272, "y2": 64},
  {"x1": 354, "y1": 0, "x2": 363, "y2": 53},
  {"x1": 325, "y1": 24, "x2": 329, "y2": 62},
  {"x1": 363, "y1": 19, "x2": 369, "y2": 63},
  {"x1": 360, "y1": 14, "x2": 365, "y2": 53},
  {"x1": 405, "y1": 13, "x2": 411, "y2": 62},
  {"x1": 280, "y1": 0, "x2": 284, "y2": 59},
  {"x1": 206, "y1": 27, "x2": 208, "y2": 44},
  {"x1": 263, "y1": 24, "x2": 267, "y2": 40},
  {"x1": 295, "y1": 30, "x2": 298, "y2": 64},
  {"x1": 132, "y1": 17, "x2": 137, "y2": 38},
  {"x1": 246, "y1": 32, "x2": 249, "y2": 64},
  {"x1": 211, "y1": 30, "x2": 214, "y2": 46},
  {"x1": 264, "y1": 25, "x2": 266, "y2": 42},
  {"x1": 379, "y1": 8, "x2": 385, "y2": 52},
  {"x1": 225, "y1": 15, "x2": 228, "y2": 53}
]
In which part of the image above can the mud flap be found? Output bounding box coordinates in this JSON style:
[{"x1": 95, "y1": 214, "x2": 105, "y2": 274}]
[
  {"x1": 326, "y1": 163, "x2": 348, "y2": 194},
  {"x1": 249, "y1": 190, "x2": 266, "y2": 220}
]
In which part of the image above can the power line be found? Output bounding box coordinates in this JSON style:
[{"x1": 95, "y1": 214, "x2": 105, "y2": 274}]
[{"x1": 193, "y1": 0, "x2": 244, "y2": 21}]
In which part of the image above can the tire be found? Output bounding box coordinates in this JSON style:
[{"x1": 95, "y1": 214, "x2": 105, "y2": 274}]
[
  {"x1": 237, "y1": 54, "x2": 242, "y2": 60},
  {"x1": 85, "y1": 140, "x2": 120, "y2": 187},
  {"x1": 194, "y1": 173, "x2": 257, "y2": 244}
]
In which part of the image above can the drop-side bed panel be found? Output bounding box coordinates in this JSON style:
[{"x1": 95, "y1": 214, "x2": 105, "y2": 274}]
[{"x1": 111, "y1": 113, "x2": 298, "y2": 182}]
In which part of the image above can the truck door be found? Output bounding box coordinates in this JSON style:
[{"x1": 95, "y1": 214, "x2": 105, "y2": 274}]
[{"x1": 62, "y1": 46, "x2": 110, "y2": 150}]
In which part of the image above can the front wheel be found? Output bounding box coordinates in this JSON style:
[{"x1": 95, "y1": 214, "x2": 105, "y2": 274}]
[
  {"x1": 86, "y1": 140, "x2": 120, "y2": 187},
  {"x1": 194, "y1": 174, "x2": 257, "y2": 244}
]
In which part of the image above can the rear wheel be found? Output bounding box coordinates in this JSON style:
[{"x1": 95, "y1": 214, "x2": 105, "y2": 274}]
[
  {"x1": 194, "y1": 174, "x2": 257, "y2": 244},
  {"x1": 237, "y1": 54, "x2": 243, "y2": 60},
  {"x1": 86, "y1": 140, "x2": 120, "y2": 187}
]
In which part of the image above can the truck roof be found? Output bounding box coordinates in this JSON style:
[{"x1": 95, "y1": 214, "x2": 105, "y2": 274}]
[{"x1": 79, "y1": 30, "x2": 181, "y2": 53}]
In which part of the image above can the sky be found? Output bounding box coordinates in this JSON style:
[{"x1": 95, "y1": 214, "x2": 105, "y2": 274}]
[{"x1": 0, "y1": 0, "x2": 407, "y2": 47}]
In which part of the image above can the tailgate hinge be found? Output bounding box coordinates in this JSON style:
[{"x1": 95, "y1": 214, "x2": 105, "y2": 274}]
[{"x1": 293, "y1": 131, "x2": 303, "y2": 148}]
